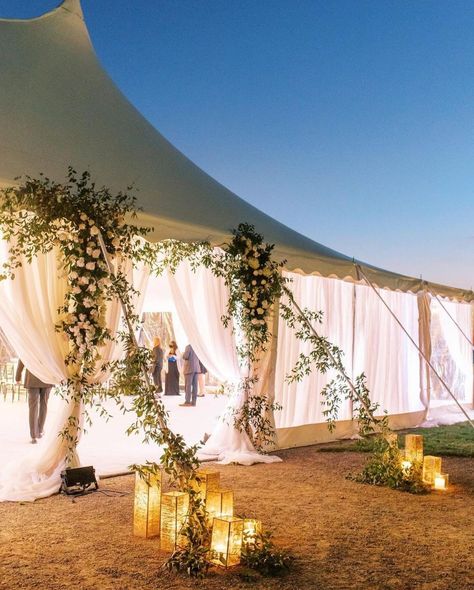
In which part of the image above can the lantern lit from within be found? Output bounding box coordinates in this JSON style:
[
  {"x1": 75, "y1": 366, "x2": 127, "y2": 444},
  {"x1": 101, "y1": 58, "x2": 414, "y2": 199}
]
[
  {"x1": 401, "y1": 454, "x2": 412, "y2": 473},
  {"x1": 243, "y1": 518, "x2": 262, "y2": 548},
  {"x1": 422, "y1": 456, "x2": 442, "y2": 485},
  {"x1": 433, "y1": 473, "x2": 449, "y2": 491},
  {"x1": 405, "y1": 434, "x2": 423, "y2": 463},
  {"x1": 210, "y1": 516, "x2": 244, "y2": 567},
  {"x1": 160, "y1": 491, "x2": 189, "y2": 551},
  {"x1": 206, "y1": 489, "x2": 233, "y2": 524},
  {"x1": 133, "y1": 471, "x2": 162, "y2": 538},
  {"x1": 193, "y1": 468, "x2": 220, "y2": 500}
]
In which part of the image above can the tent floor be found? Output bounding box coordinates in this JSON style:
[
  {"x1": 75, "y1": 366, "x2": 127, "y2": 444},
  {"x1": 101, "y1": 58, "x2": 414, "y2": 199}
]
[{"x1": 0, "y1": 391, "x2": 227, "y2": 477}]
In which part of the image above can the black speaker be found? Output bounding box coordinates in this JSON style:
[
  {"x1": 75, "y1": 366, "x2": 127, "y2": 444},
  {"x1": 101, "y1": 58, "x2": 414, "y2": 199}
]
[{"x1": 60, "y1": 466, "x2": 98, "y2": 495}]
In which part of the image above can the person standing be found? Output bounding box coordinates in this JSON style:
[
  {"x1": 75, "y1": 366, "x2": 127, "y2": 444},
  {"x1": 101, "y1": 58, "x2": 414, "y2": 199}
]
[
  {"x1": 15, "y1": 359, "x2": 53, "y2": 444},
  {"x1": 164, "y1": 340, "x2": 181, "y2": 396},
  {"x1": 180, "y1": 344, "x2": 200, "y2": 407},
  {"x1": 197, "y1": 360, "x2": 207, "y2": 397},
  {"x1": 151, "y1": 337, "x2": 164, "y2": 394}
]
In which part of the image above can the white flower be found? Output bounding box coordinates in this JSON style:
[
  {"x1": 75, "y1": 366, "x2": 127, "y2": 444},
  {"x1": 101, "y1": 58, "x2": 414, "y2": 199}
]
[
  {"x1": 80, "y1": 213, "x2": 88, "y2": 221},
  {"x1": 253, "y1": 270, "x2": 259, "y2": 276},
  {"x1": 78, "y1": 276, "x2": 89, "y2": 285},
  {"x1": 85, "y1": 262, "x2": 96, "y2": 271},
  {"x1": 68, "y1": 271, "x2": 78, "y2": 281},
  {"x1": 92, "y1": 249, "x2": 101, "y2": 258},
  {"x1": 76, "y1": 258, "x2": 85, "y2": 268},
  {"x1": 90, "y1": 226, "x2": 100, "y2": 235},
  {"x1": 78, "y1": 223, "x2": 86, "y2": 231},
  {"x1": 72, "y1": 286, "x2": 81, "y2": 294},
  {"x1": 262, "y1": 300, "x2": 269, "y2": 309},
  {"x1": 87, "y1": 283, "x2": 97, "y2": 293},
  {"x1": 82, "y1": 297, "x2": 93, "y2": 308},
  {"x1": 251, "y1": 280, "x2": 257, "y2": 286},
  {"x1": 257, "y1": 308, "x2": 264, "y2": 315},
  {"x1": 251, "y1": 318, "x2": 258, "y2": 325}
]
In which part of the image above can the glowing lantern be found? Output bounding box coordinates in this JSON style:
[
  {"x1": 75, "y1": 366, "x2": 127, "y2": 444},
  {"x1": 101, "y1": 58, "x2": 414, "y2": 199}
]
[
  {"x1": 193, "y1": 468, "x2": 220, "y2": 500},
  {"x1": 243, "y1": 518, "x2": 262, "y2": 548},
  {"x1": 401, "y1": 458, "x2": 412, "y2": 473},
  {"x1": 210, "y1": 516, "x2": 244, "y2": 567},
  {"x1": 433, "y1": 473, "x2": 449, "y2": 491},
  {"x1": 160, "y1": 491, "x2": 189, "y2": 551},
  {"x1": 133, "y1": 471, "x2": 162, "y2": 538},
  {"x1": 206, "y1": 489, "x2": 234, "y2": 524},
  {"x1": 404, "y1": 434, "x2": 423, "y2": 463},
  {"x1": 422, "y1": 456, "x2": 442, "y2": 485}
]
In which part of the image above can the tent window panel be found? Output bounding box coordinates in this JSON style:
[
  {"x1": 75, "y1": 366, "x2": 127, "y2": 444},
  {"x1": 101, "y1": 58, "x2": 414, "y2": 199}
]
[
  {"x1": 353, "y1": 286, "x2": 423, "y2": 415},
  {"x1": 274, "y1": 273, "x2": 354, "y2": 429},
  {"x1": 429, "y1": 299, "x2": 473, "y2": 403}
]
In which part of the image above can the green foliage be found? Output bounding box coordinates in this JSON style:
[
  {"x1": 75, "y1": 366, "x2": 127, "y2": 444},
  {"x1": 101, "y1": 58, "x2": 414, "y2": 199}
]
[
  {"x1": 350, "y1": 436, "x2": 429, "y2": 494},
  {"x1": 241, "y1": 531, "x2": 294, "y2": 577}
]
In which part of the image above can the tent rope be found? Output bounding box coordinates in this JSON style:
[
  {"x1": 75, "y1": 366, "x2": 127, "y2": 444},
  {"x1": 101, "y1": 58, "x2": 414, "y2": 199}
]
[
  {"x1": 356, "y1": 264, "x2": 474, "y2": 429},
  {"x1": 284, "y1": 287, "x2": 380, "y2": 428},
  {"x1": 432, "y1": 291, "x2": 474, "y2": 347}
]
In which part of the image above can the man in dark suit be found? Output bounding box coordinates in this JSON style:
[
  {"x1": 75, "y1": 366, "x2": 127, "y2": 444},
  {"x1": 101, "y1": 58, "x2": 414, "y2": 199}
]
[
  {"x1": 16, "y1": 360, "x2": 53, "y2": 444},
  {"x1": 151, "y1": 337, "x2": 164, "y2": 394},
  {"x1": 180, "y1": 344, "x2": 201, "y2": 407}
]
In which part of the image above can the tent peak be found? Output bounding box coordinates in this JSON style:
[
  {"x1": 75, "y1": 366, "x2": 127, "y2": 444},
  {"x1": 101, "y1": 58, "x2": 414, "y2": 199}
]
[{"x1": 0, "y1": 0, "x2": 83, "y2": 24}]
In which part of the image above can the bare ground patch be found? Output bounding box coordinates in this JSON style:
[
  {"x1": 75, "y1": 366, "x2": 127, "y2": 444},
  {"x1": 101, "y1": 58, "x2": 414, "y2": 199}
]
[{"x1": 1, "y1": 446, "x2": 473, "y2": 590}]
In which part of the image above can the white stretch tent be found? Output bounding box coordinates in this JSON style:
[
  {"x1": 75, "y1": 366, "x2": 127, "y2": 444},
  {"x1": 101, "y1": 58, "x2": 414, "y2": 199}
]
[{"x1": 0, "y1": 1, "x2": 472, "y2": 500}]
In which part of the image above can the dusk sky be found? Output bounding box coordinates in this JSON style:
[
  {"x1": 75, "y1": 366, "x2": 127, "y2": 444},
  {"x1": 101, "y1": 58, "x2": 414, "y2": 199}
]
[{"x1": 1, "y1": 0, "x2": 473, "y2": 289}]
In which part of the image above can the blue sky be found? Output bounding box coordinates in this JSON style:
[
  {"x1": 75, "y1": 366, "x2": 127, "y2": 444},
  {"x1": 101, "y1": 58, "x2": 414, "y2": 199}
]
[{"x1": 1, "y1": 0, "x2": 473, "y2": 289}]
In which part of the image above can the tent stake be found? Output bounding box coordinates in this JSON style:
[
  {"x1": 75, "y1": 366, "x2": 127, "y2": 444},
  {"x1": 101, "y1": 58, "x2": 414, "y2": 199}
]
[{"x1": 356, "y1": 264, "x2": 474, "y2": 429}]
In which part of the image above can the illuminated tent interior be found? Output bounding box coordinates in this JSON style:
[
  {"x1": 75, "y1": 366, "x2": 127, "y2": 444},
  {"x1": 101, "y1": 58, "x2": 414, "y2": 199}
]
[{"x1": 0, "y1": 0, "x2": 472, "y2": 501}]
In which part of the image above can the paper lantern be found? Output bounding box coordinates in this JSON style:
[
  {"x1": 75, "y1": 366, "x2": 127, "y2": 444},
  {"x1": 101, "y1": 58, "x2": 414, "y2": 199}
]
[
  {"x1": 206, "y1": 489, "x2": 234, "y2": 524},
  {"x1": 434, "y1": 473, "x2": 449, "y2": 491},
  {"x1": 405, "y1": 434, "x2": 423, "y2": 463},
  {"x1": 160, "y1": 491, "x2": 189, "y2": 551},
  {"x1": 193, "y1": 468, "x2": 220, "y2": 500},
  {"x1": 133, "y1": 471, "x2": 162, "y2": 538},
  {"x1": 243, "y1": 518, "x2": 262, "y2": 548},
  {"x1": 422, "y1": 456, "x2": 442, "y2": 485},
  {"x1": 210, "y1": 516, "x2": 244, "y2": 567}
]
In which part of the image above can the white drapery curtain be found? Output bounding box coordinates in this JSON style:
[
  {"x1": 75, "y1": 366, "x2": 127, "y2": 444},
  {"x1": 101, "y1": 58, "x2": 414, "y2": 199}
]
[
  {"x1": 353, "y1": 286, "x2": 423, "y2": 415},
  {"x1": 274, "y1": 272, "x2": 355, "y2": 428},
  {"x1": 0, "y1": 241, "x2": 149, "y2": 501},
  {"x1": 430, "y1": 299, "x2": 473, "y2": 403},
  {"x1": 145, "y1": 263, "x2": 281, "y2": 465}
]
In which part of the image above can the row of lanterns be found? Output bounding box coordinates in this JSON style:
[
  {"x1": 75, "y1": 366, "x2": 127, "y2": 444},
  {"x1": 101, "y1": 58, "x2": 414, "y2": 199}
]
[
  {"x1": 399, "y1": 434, "x2": 449, "y2": 490},
  {"x1": 133, "y1": 468, "x2": 261, "y2": 567}
]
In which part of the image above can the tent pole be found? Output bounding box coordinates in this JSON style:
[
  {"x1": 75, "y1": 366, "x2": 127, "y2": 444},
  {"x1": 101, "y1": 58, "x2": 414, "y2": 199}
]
[
  {"x1": 96, "y1": 232, "x2": 170, "y2": 436},
  {"x1": 432, "y1": 291, "x2": 473, "y2": 347},
  {"x1": 356, "y1": 264, "x2": 474, "y2": 429}
]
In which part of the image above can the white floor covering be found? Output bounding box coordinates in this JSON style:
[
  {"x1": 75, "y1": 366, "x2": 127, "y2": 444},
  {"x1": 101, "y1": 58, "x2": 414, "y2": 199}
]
[{"x1": 0, "y1": 391, "x2": 228, "y2": 477}]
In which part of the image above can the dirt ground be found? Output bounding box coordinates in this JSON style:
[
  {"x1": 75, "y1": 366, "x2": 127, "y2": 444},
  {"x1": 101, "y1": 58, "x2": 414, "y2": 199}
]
[{"x1": 1, "y1": 447, "x2": 473, "y2": 590}]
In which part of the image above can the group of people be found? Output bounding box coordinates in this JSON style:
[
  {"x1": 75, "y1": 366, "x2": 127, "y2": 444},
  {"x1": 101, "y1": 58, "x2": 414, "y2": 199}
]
[
  {"x1": 14, "y1": 336, "x2": 208, "y2": 444},
  {"x1": 151, "y1": 338, "x2": 207, "y2": 407}
]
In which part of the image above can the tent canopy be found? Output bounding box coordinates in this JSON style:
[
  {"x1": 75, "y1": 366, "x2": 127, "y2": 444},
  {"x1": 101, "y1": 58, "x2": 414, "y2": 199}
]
[{"x1": 0, "y1": 0, "x2": 472, "y2": 302}]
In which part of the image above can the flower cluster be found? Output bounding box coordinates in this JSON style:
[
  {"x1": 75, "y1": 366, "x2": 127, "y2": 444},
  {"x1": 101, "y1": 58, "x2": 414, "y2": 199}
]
[{"x1": 219, "y1": 223, "x2": 286, "y2": 361}]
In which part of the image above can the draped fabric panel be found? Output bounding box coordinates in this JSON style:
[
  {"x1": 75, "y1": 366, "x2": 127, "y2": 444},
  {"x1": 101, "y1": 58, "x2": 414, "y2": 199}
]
[
  {"x1": 274, "y1": 272, "x2": 355, "y2": 428},
  {"x1": 166, "y1": 262, "x2": 241, "y2": 384},
  {"x1": 353, "y1": 286, "x2": 423, "y2": 415},
  {"x1": 0, "y1": 242, "x2": 147, "y2": 501},
  {"x1": 430, "y1": 299, "x2": 473, "y2": 403}
]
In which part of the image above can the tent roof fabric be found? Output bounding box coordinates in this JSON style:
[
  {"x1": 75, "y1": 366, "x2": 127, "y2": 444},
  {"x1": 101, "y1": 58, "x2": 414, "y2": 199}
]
[{"x1": 0, "y1": 0, "x2": 472, "y2": 302}]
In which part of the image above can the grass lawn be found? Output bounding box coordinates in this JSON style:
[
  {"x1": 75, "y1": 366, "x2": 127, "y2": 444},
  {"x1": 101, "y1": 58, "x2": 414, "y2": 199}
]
[{"x1": 317, "y1": 421, "x2": 474, "y2": 457}]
